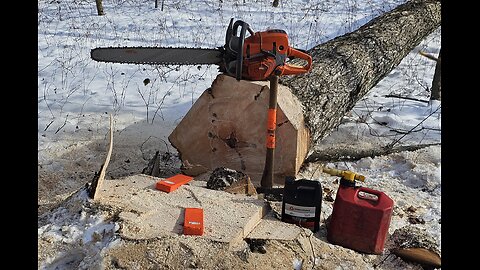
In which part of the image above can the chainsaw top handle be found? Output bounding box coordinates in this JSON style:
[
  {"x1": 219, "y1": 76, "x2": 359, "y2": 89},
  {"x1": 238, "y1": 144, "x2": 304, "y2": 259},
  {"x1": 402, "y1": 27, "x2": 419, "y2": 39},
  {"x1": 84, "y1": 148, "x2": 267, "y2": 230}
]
[{"x1": 225, "y1": 19, "x2": 254, "y2": 80}]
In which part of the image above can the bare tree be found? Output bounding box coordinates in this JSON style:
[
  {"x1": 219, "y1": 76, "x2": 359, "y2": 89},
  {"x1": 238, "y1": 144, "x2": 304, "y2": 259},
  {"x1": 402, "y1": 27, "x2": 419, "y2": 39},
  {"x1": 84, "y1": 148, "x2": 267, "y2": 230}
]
[{"x1": 95, "y1": 0, "x2": 105, "y2": 16}]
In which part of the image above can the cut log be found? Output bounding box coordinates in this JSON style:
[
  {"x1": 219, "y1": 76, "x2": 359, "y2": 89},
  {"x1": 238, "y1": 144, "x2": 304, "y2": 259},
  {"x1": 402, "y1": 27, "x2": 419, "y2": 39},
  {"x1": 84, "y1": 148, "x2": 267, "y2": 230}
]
[
  {"x1": 169, "y1": 75, "x2": 309, "y2": 185},
  {"x1": 168, "y1": 0, "x2": 441, "y2": 185}
]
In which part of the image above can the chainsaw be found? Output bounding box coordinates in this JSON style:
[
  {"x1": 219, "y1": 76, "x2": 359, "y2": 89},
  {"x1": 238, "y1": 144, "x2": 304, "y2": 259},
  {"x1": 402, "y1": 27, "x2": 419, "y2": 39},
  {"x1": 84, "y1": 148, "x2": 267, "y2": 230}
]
[{"x1": 91, "y1": 18, "x2": 312, "y2": 81}]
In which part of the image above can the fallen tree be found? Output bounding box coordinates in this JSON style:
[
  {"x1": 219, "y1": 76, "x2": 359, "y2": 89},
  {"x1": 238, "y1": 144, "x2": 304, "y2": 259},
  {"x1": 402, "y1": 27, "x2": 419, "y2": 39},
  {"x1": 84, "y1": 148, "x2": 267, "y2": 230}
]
[
  {"x1": 281, "y1": 0, "x2": 441, "y2": 147},
  {"x1": 169, "y1": 0, "x2": 441, "y2": 185}
]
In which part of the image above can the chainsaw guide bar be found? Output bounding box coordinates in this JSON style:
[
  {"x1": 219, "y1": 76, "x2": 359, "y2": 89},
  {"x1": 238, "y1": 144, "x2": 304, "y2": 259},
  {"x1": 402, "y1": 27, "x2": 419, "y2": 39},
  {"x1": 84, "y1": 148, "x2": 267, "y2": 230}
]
[{"x1": 91, "y1": 47, "x2": 224, "y2": 66}]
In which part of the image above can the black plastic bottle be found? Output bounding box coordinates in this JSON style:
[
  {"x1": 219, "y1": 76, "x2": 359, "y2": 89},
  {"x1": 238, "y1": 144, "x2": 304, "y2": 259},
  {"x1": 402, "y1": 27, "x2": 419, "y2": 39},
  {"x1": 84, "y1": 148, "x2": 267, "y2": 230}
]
[{"x1": 281, "y1": 176, "x2": 322, "y2": 232}]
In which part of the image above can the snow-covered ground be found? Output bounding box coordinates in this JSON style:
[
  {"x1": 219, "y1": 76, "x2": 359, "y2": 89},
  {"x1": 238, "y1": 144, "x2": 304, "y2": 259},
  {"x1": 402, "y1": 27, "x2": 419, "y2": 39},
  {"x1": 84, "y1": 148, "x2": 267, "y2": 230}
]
[{"x1": 38, "y1": 0, "x2": 441, "y2": 269}]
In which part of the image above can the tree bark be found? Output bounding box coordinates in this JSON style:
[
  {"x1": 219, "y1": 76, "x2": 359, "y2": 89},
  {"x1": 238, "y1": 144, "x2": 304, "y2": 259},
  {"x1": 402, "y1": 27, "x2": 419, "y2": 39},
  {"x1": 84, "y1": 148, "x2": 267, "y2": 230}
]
[
  {"x1": 281, "y1": 0, "x2": 441, "y2": 149},
  {"x1": 430, "y1": 48, "x2": 441, "y2": 101},
  {"x1": 95, "y1": 0, "x2": 105, "y2": 16}
]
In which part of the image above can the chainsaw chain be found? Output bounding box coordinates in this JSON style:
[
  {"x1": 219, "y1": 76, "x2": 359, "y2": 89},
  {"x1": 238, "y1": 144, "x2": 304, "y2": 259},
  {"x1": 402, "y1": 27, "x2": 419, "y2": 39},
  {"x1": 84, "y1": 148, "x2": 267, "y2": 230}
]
[{"x1": 90, "y1": 46, "x2": 225, "y2": 66}]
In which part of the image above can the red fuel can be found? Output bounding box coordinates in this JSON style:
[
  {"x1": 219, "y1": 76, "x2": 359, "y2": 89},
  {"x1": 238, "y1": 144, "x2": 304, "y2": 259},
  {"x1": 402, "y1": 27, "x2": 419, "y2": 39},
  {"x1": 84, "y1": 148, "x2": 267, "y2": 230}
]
[{"x1": 327, "y1": 179, "x2": 394, "y2": 254}]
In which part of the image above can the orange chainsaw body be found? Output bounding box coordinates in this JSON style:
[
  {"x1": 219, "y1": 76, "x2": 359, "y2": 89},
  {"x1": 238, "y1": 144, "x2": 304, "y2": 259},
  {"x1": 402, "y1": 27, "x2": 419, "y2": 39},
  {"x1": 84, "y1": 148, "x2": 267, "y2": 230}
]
[{"x1": 242, "y1": 30, "x2": 312, "y2": 81}]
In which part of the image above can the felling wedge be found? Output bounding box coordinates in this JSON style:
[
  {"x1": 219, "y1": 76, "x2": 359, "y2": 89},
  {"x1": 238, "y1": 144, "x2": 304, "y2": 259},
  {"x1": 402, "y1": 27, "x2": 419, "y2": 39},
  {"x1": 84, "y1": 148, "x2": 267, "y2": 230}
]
[
  {"x1": 155, "y1": 174, "x2": 193, "y2": 193},
  {"x1": 184, "y1": 208, "x2": 204, "y2": 236}
]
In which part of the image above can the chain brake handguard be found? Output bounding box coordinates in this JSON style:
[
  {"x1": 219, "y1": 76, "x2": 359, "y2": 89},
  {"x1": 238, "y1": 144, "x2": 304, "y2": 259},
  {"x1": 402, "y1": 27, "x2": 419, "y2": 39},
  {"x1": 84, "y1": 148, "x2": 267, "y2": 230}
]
[{"x1": 224, "y1": 19, "x2": 254, "y2": 80}]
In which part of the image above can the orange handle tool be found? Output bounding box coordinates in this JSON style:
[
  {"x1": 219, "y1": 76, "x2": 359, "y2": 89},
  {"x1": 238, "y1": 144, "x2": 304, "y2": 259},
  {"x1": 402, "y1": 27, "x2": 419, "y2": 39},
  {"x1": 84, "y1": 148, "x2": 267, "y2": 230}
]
[
  {"x1": 280, "y1": 47, "x2": 312, "y2": 75},
  {"x1": 266, "y1": 108, "x2": 277, "y2": 149}
]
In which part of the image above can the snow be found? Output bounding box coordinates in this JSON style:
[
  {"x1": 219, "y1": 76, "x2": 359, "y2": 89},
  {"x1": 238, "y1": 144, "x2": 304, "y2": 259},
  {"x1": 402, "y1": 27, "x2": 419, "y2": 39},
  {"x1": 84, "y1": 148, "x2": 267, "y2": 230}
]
[
  {"x1": 38, "y1": 189, "x2": 120, "y2": 269},
  {"x1": 38, "y1": 0, "x2": 441, "y2": 269}
]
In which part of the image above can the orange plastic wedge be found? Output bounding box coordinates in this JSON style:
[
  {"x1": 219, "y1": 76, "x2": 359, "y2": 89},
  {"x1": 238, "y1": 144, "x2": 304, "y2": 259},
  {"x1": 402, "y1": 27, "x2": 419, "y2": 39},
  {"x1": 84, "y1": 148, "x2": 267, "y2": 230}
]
[
  {"x1": 155, "y1": 174, "x2": 193, "y2": 193},
  {"x1": 183, "y1": 208, "x2": 204, "y2": 236}
]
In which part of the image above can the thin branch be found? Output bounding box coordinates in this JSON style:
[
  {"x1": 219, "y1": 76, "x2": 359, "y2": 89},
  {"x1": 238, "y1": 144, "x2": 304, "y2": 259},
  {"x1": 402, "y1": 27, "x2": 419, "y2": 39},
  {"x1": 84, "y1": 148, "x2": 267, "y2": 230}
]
[
  {"x1": 140, "y1": 135, "x2": 160, "y2": 160},
  {"x1": 388, "y1": 125, "x2": 441, "y2": 134},
  {"x1": 388, "y1": 127, "x2": 425, "y2": 134},
  {"x1": 308, "y1": 231, "x2": 316, "y2": 269},
  {"x1": 418, "y1": 51, "x2": 439, "y2": 62},
  {"x1": 356, "y1": 100, "x2": 379, "y2": 137},
  {"x1": 44, "y1": 120, "x2": 54, "y2": 132},
  {"x1": 384, "y1": 94, "x2": 429, "y2": 103},
  {"x1": 386, "y1": 105, "x2": 441, "y2": 149},
  {"x1": 137, "y1": 85, "x2": 150, "y2": 122},
  {"x1": 55, "y1": 114, "x2": 69, "y2": 134},
  {"x1": 373, "y1": 253, "x2": 394, "y2": 269},
  {"x1": 42, "y1": 82, "x2": 55, "y2": 118},
  {"x1": 306, "y1": 143, "x2": 440, "y2": 163}
]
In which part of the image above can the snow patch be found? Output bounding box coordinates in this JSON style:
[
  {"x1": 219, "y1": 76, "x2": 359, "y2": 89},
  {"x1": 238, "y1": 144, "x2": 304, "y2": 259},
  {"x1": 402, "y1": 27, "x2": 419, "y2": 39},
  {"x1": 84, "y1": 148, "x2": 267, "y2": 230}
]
[{"x1": 38, "y1": 189, "x2": 119, "y2": 269}]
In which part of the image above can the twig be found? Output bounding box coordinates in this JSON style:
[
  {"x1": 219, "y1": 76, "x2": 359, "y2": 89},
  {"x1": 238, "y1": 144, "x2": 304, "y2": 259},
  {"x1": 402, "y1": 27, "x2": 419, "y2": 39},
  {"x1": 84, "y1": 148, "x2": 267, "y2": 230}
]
[
  {"x1": 160, "y1": 139, "x2": 171, "y2": 154},
  {"x1": 92, "y1": 113, "x2": 114, "y2": 200},
  {"x1": 42, "y1": 82, "x2": 55, "y2": 118},
  {"x1": 388, "y1": 127, "x2": 425, "y2": 134},
  {"x1": 307, "y1": 231, "x2": 316, "y2": 269},
  {"x1": 186, "y1": 188, "x2": 202, "y2": 206},
  {"x1": 418, "y1": 51, "x2": 439, "y2": 62},
  {"x1": 140, "y1": 135, "x2": 160, "y2": 160},
  {"x1": 386, "y1": 105, "x2": 441, "y2": 149},
  {"x1": 359, "y1": 99, "x2": 383, "y2": 137},
  {"x1": 309, "y1": 163, "x2": 322, "y2": 179},
  {"x1": 44, "y1": 120, "x2": 54, "y2": 131},
  {"x1": 151, "y1": 91, "x2": 169, "y2": 123},
  {"x1": 384, "y1": 94, "x2": 429, "y2": 103},
  {"x1": 373, "y1": 253, "x2": 394, "y2": 268},
  {"x1": 137, "y1": 85, "x2": 151, "y2": 122},
  {"x1": 55, "y1": 114, "x2": 69, "y2": 134},
  {"x1": 388, "y1": 125, "x2": 441, "y2": 134}
]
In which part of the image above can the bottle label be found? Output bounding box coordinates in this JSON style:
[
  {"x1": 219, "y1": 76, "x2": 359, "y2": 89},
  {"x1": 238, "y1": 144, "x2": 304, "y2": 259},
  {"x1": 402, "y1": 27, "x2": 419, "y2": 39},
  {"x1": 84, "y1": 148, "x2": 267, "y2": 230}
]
[{"x1": 284, "y1": 203, "x2": 316, "y2": 218}]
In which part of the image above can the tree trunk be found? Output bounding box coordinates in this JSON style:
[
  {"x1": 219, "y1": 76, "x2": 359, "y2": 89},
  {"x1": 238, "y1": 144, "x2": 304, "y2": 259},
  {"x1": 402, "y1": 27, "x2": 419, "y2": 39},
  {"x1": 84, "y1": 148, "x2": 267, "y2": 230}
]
[
  {"x1": 281, "y1": 0, "x2": 441, "y2": 149},
  {"x1": 95, "y1": 0, "x2": 105, "y2": 16},
  {"x1": 430, "y1": 48, "x2": 441, "y2": 101}
]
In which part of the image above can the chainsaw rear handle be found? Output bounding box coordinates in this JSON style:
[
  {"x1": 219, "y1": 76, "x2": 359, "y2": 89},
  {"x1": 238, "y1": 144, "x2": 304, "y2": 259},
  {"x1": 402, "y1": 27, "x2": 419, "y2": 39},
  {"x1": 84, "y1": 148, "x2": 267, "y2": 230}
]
[{"x1": 279, "y1": 47, "x2": 312, "y2": 76}]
